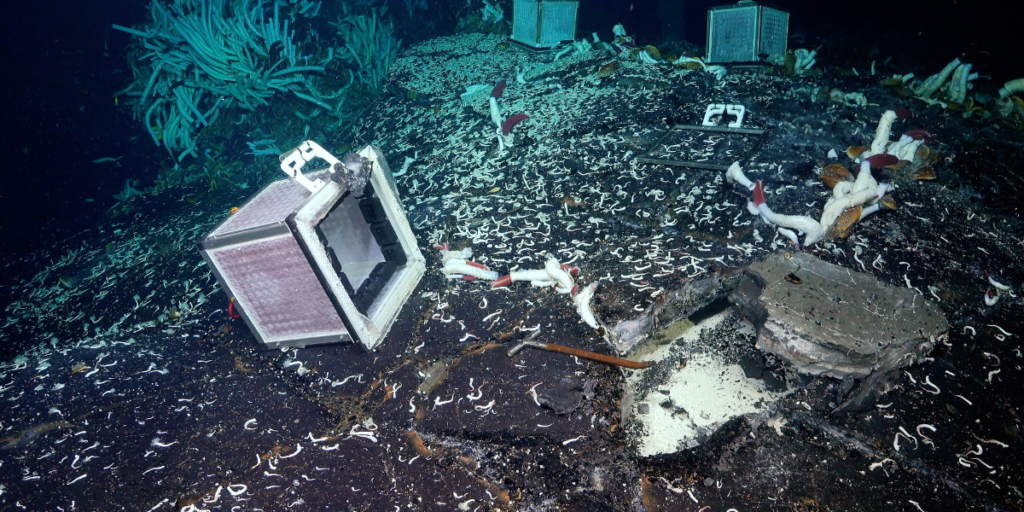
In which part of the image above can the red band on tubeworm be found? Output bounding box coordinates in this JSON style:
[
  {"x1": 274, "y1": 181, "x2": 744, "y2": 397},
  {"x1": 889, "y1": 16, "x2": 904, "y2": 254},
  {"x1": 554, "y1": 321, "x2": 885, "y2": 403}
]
[
  {"x1": 570, "y1": 284, "x2": 579, "y2": 296},
  {"x1": 894, "y1": 108, "x2": 914, "y2": 120},
  {"x1": 752, "y1": 180, "x2": 766, "y2": 207},
  {"x1": 465, "y1": 261, "x2": 491, "y2": 270},
  {"x1": 490, "y1": 79, "x2": 507, "y2": 99},
  {"x1": 462, "y1": 275, "x2": 476, "y2": 281},
  {"x1": 433, "y1": 243, "x2": 449, "y2": 251},
  {"x1": 865, "y1": 153, "x2": 899, "y2": 169},
  {"x1": 560, "y1": 264, "x2": 580, "y2": 276},
  {"x1": 491, "y1": 275, "x2": 512, "y2": 288},
  {"x1": 502, "y1": 114, "x2": 529, "y2": 136},
  {"x1": 904, "y1": 129, "x2": 933, "y2": 142},
  {"x1": 228, "y1": 300, "x2": 241, "y2": 319}
]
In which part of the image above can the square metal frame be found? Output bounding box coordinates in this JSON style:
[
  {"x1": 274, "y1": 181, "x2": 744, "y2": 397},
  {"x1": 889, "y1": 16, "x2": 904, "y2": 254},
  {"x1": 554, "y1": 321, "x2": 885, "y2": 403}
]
[
  {"x1": 511, "y1": 0, "x2": 579, "y2": 49},
  {"x1": 199, "y1": 144, "x2": 425, "y2": 351},
  {"x1": 706, "y1": 2, "x2": 788, "y2": 64}
]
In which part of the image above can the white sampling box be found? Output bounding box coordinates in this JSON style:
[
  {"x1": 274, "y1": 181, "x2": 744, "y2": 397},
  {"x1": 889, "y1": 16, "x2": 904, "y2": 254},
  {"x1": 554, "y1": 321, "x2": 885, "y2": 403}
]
[{"x1": 199, "y1": 143, "x2": 425, "y2": 350}]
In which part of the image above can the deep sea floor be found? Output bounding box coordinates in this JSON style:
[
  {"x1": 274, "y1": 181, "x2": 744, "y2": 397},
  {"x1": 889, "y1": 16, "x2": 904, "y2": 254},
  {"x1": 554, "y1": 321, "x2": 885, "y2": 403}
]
[{"x1": 2, "y1": 32, "x2": 1024, "y2": 511}]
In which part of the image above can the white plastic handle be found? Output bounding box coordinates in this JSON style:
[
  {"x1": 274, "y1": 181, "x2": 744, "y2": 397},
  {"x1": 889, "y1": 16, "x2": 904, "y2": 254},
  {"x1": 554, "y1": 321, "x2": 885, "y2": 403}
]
[
  {"x1": 726, "y1": 104, "x2": 746, "y2": 127},
  {"x1": 279, "y1": 141, "x2": 342, "y2": 194},
  {"x1": 702, "y1": 103, "x2": 726, "y2": 126}
]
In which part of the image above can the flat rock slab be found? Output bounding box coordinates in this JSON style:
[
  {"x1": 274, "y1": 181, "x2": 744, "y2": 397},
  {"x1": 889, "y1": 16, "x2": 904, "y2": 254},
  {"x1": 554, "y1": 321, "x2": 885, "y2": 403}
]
[{"x1": 749, "y1": 251, "x2": 947, "y2": 378}]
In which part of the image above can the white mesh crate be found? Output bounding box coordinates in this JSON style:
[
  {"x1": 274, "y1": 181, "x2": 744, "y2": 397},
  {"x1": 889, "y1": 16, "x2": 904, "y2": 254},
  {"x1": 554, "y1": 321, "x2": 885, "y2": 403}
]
[
  {"x1": 706, "y1": 1, "x2": 788, "y2": 64},
  {"x1": 199, "y1": 143, "x2": 425, "y2": 351},
  {"x1": 511, "y1": 0, "x2": 578, "y2": 49}
]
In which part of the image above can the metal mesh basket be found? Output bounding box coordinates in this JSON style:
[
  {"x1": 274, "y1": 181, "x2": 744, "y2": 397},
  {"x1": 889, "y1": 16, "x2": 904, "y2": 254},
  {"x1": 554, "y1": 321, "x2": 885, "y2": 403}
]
[
  {"x1": 512, "y1": 0, "x2": 578, "y2": 49},
  {"x1": 707, "y1": 1, "x2": 788, "y2": 64}
]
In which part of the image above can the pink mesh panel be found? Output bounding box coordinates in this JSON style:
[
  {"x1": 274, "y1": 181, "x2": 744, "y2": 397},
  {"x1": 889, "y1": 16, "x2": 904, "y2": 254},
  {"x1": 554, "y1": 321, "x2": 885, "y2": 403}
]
[
  {"x1": 210, "y1": 235, "x2": 347, "y2": 341},
  {"x1": 212, "y1": 171, "x2": 330, "y2": 236}
]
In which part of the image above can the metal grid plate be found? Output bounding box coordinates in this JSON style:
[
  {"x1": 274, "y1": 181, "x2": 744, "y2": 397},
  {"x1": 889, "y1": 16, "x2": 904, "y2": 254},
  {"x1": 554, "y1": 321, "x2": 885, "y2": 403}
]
[
  {"x1": 207, "y1": 235, "x2": 349, "y2": 344},
  {"x1": 708, "y1": 6, "x2": 757, "y2": 63}
]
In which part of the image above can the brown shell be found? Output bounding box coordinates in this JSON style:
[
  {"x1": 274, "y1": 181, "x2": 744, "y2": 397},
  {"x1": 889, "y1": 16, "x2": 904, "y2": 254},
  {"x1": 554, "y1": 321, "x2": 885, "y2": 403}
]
[
  {"x1": 644, "y1": 45, "x2": 662, "y2": 60},
  {"x1": 891, "y1": 159, "x2": 913, "y2": 172},
  {"x1": 893, "y1": 86, "x2": 914, "y2": 98},
  {"x1": 820, "y1": 164, "x2": 852, "y2": 189},
  {"x1": 879, "y1": 195, "x2": 897, "y2": 210},
  {"x1": 830, "y1": 206, "x2": 863, "y2": 238},
  {"x1": 598, "y1": 61, "x2": 618, "y2": 77},
  {"x1": 846, "y1": 146, "x2": 867, "y2": 159},
  {"x1": 911, "y1": 167, "x2": 937, "y2": 180}
]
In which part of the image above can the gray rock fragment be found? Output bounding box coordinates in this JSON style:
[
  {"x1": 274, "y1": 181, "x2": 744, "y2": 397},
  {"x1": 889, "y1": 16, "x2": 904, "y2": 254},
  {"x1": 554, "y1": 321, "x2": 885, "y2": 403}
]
[
  {"x1": 748, "y1": 251, "x2": 947, "y2": 379},
  {"x1": 727, "y1": 271, "x2": 769, "y2": 330},
  {"x1": 538, "y1": 378, "x2": 596, "y2": 415},
  {"x1": 331, "y1": 153, "x2": 371, "y2": 196}
]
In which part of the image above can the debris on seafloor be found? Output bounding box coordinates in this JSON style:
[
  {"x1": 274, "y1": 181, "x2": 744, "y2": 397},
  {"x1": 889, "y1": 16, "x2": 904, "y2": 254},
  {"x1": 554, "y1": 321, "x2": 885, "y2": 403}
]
[
  {"x1": 621, "y1": 307, "x2": 791, "y2": 457},
  {"x1": 606, "y1": 271, "x2": 740, "y2": 354},
  {"x1": 416, "y1": 360, "x2": 449, "y2": 395},
  {"x1": 745, "y1": 251, "x2": 947, "y2": 379},
  {"x1": 615, "y1": 247, "x2": 949, "y2": 457}
]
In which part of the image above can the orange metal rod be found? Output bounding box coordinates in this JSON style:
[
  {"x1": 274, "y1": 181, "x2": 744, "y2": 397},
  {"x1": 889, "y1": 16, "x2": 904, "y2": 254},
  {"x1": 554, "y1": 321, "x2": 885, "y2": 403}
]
[
  {"x1": 540, "y1": 343, "x2": 653, "y2": 369},
  {"x1": 508, "y1": 339, "x2": 652, "y2": 369}
]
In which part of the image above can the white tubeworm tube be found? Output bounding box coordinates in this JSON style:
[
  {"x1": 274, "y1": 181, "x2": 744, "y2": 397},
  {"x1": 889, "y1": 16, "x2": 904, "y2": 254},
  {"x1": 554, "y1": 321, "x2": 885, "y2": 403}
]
[
  {"x1": 545, "y1": 258, "x2": 574, "y2": 292},
  {"x1": 870, "y1": 110, "x2": 898, "y2": 154},
  {"x1": 509, "y1": 269, "x2": 552, "y2": 282},
  {"x1": 988, "y1": 275, "x2": 1011, "y2": 291},
  {"x1": 442, "y1": 260, "x2": 499, "y2": 280},
  {"x1": 725, "y1": 162, "x2": 755, "y2": 190},
  {"x1": 278, "y1": 444, "x2": 302, "y2": 458},
  {"x1": 574, "y1": 283, "x2": 599, "y2": 329}
]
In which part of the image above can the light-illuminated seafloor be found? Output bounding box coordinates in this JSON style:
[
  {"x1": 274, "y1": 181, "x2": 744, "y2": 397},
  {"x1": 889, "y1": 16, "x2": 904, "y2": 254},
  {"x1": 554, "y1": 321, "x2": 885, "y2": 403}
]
[{"x1": 2, "y1": 33, "x2": 1023, "y2": 511}]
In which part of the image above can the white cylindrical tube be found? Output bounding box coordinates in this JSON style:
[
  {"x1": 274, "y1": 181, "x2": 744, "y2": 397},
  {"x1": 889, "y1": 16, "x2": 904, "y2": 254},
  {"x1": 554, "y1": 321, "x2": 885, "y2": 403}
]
[
  {"x1": 574, "y1": 283, "x2": 599, "y2": 329},
  {"x1": 509, "y1": 269, "x2": 551, "y2": 282},
  {"x1": 758, "y1": 203, "x2": 823, "y2": 245},
  {"x1": 545, "y1": 258, "x2": 574, "y2": 292},
  {"x1": 870, "y1": 110, "x2": 898, "y2": 154},
  {"x1": 726, "y1": 162, "x2": 755, "y2": 190},
  {"x1": 443, "y1": 260, "x2": 499, "y2": 280}
]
